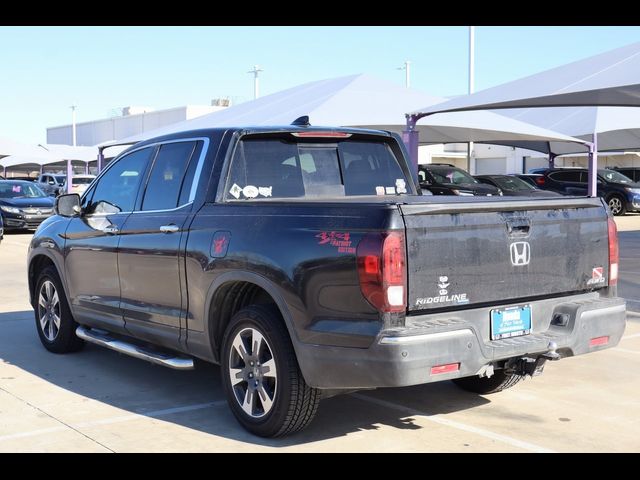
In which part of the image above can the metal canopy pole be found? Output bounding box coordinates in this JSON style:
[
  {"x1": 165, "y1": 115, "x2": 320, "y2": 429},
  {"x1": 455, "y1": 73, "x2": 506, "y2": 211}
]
[
  {"x1": 402, "y1": 114, "x2": 420, "y2": 176},
  {"x1": 66, "y1": 159, "x2": 73, "y2": 194},
  {"x1": 587, "y1": 133, "x2": 598, "y2": 197},
  {"x1": 97, "y1": 148, "x2": 105, "y2": 174}
]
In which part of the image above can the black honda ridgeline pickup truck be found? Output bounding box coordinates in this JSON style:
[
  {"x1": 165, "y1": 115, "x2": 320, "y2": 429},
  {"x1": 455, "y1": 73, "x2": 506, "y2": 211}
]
[{"x1": 28, "y1": 126, "x2": 626, "y2": 437}]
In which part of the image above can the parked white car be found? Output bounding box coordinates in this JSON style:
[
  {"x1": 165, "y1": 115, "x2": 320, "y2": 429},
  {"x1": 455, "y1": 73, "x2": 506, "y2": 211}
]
[{"x1": 66, "y1": 175, "x2": 96, "y2": 195}]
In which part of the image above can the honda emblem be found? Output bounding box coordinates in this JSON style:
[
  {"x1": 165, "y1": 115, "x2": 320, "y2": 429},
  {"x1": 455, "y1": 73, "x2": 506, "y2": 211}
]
[{"x1": 510, "y1": 242, "x2": 530, "y2": 266}]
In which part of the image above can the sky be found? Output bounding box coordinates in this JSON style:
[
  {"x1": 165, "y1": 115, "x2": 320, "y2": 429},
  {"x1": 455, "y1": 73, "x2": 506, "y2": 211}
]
[{"x1": 1, "y1": 25, "x2": 640, "y2": 144}]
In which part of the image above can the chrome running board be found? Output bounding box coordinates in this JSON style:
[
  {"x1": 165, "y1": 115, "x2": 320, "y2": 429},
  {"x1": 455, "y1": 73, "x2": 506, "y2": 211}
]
[{"x1": 76, "y1": 326, "x2": 194, "y2": 370}]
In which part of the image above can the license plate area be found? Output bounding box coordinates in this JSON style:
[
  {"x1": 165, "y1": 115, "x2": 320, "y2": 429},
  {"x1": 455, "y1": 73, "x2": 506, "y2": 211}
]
[{"x1": 490, "y1": 304, "x2": 532, "y2": 340}]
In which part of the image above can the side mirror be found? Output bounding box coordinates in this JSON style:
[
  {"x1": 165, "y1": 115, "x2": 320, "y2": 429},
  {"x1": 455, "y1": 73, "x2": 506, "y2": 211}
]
[{"x1": 55, "y1": 194, "x2": 81, "y2": 217}]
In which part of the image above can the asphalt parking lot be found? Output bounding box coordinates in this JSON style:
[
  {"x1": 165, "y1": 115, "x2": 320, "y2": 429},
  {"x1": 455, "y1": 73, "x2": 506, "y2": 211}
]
[{"x1": 1, "y1": 217, "x2": 639, "y2": 452}]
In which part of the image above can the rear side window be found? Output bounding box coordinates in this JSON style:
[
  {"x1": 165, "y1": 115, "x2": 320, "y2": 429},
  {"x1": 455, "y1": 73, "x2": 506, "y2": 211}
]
[
  {"x1": 141, "y1": 141, "x2": 198, "y2": 211},
  {"x1": 549, "y1": 171, "x2": 582, "y2": 182},
  {"x1": 226, "y1": 137, "x2": 410, "y2": 200}
]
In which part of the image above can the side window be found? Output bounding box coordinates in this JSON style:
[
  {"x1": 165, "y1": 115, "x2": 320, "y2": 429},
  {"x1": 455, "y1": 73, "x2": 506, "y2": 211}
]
[
  {"x1": 549, "y1": 171, "x2": 581, "y2": 182},
  {"x1": 141, "y1": 141, "x2": 199, "y2": 211},
  {"x1": 88, "y1": 147, "x2": 153, "y2": 214}
]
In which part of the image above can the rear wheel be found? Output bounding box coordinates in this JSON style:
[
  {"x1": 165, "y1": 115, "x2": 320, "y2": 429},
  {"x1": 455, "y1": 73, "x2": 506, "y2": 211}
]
[
  {"x1": 607, "y1": 195, "x2": 626, "y2": 216},
  {"x1": 452, "y1": 370, "x2": 523, "y2": 394},
  {"x1": 221, "y1": 305, "x2": 320, "y2": 437},
  {"x1": 34, "y1": 266, "x2": 84, "y2": 353}
]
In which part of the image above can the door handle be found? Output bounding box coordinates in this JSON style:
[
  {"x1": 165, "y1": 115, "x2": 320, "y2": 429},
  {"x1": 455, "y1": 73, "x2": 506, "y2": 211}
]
[
  {"x1": 160, "y1": 224, "x2": 179, "y2": 234},
  {"x1": 103, "y1": 225, "x2": 119, "y2": 235}
]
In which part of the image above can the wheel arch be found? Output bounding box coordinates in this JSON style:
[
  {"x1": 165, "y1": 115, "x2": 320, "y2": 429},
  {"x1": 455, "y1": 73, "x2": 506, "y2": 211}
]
[
  {"x1": 28, "y1": 251, "x2": 66, "y2": 308},
  {"x1": 203, "y1": 271, "x2": 300, "y2": 363}
]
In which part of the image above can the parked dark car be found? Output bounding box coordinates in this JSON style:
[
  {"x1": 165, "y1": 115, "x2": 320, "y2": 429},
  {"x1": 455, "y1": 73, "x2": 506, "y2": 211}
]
[
  {"x1": 419, "y1": 164, "x2": 500, "y2": 196},
  {"x1": 528, "y1": 167, "x2": 549, "y2": 174},
  {"x1": 611, "y1": 166, "x2": 640, "y2": 182},
  {"x1": 475, "y1": 175, "x2": 561, "y2": 197},
  {"x1": 0, "y1": 214, "x2": 3, "y2": 243},
  {"x1": 0, "y1": 181, "x2": 55, "y2": 230},
  {"x1": 512, "y1": 173, "x2": 545, "y2": 188},
  {"x1": 535, "y1": 168, "x2": 640, "y2": 215},
  {"x1": 27, "y1": 127, "x2": 625, "y2": 438}
]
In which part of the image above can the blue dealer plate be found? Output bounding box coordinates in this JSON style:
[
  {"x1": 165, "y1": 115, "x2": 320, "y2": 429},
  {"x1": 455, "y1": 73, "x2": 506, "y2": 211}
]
[{"x1": 490, "y1": 304, "x2": 532, "y2": 340}]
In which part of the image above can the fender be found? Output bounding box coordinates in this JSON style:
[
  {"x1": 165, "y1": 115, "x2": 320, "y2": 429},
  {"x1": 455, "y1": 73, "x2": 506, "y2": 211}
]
[
  {"x1": 27, "y1": 244, "x2": 67, "y2": 307},
  {"x1": 201, "y1": 270, "x2": 302, "y2": 360}
]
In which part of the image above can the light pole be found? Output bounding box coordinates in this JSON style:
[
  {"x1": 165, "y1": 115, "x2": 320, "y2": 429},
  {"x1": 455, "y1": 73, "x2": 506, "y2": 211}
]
[
  {"x1": 70, "y1": 105, "x2": 77, "y2": 147},
  {"x1": 397, "y1": 60, "x2": 411, "y2": 88},
  {"x1": 247, "y1": 65, "x2": 263, "y2": 99}
]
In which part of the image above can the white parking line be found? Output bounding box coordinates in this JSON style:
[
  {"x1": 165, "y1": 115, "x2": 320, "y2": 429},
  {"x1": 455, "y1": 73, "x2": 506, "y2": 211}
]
[
  {"x1": 352, "y1": 393, "x2": 555, "y2": 453},
  {"x1": 0, "y1": 400, "x2": 225, "y2": 444},
  {"x1": 622, "y1": 333, "x2": 640, "y2": 340}
]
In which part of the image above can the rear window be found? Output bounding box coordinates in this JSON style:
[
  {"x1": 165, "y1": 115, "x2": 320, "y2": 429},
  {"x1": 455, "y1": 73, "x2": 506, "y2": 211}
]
[{"x1": 225, "y1": 138, "x2": 410, "y2": 200}]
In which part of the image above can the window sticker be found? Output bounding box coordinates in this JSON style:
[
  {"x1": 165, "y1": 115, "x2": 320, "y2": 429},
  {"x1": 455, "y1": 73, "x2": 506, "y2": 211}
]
[
  {"x1": 242, "y1": 185, "x2": 259, "y2": 198},
  {"x1": 395, "y1": 179, "x2": 407, "y2": 194},
  {"x1": 375, "y1": 186, "x2": 385, "y2": 196},
  {"x1": 229, "y1": 183, "x2": 242, "y2": 199},
  {"x1": 258, "y1": 186, "x2": 273, "y2": 197},
  {"x1": 385, "y1": 186, "x2": 396, "y2": 195},
  {"x1": 12, "y1": 185, "x2": 21, "y2": 193}
]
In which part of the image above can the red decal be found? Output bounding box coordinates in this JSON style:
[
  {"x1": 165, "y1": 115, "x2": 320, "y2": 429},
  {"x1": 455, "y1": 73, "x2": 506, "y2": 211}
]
[
  {"x1": 214, "y1": 237, "x2": 226, "y2": 254},
  {"x1": 212, "y1": 231, "x2": 231, "y2": 258},
  {"x1": 592, "y1": 267, "x2": 603, "y2": 280},
  {"x1": 316, "y1": 231, "x2": 355, "y2": 254}
]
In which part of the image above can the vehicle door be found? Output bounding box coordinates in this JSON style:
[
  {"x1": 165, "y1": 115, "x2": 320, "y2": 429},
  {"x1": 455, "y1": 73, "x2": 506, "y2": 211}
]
[
  {"x1": 63, "y1": 147, "x2": 154, "y2": 334},
  {"x1": 547, "y1": 170, "x2": 585, "y2": 195},
  {"x1": 117, "y1": 140, "x2": 205, "y2": 349}
]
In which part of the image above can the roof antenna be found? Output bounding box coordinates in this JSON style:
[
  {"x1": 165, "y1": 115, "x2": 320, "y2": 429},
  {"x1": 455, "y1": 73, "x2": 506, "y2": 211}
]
[{"x1": 291, "y1": 116, "x2": 310, "y2": 126}]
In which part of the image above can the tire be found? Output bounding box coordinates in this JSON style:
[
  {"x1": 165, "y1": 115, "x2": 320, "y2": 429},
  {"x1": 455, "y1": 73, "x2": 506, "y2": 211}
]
[
  {"x1": 221, "y1": 304, "x2": 320, "y2": 437},
  {"x1": 34, "y1": 266, "x2": 84, "y2": 353},
  {"x1": 607, "y1": 195, "x2": 627, "y2": 216},
  {"x1": 452, "y1": 370, "x2": 523, "y2": 394}
]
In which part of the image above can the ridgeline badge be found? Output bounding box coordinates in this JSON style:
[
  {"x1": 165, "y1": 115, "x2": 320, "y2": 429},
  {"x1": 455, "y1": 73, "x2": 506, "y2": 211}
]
[{"x1": 415, "y1": 275, "x2": 469, "y2": 306}]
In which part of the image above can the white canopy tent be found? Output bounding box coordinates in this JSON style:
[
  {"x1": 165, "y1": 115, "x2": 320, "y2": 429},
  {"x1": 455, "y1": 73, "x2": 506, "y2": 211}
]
[
  {"x1": 409, "y1": 41, "x2": 640, "y2": 195},
  {"x1": 98, "y1": 74, "x2": 587, "y2": 176},
  {"x1": 495, "y1": 106, "x2": 640, "y2": 157}
]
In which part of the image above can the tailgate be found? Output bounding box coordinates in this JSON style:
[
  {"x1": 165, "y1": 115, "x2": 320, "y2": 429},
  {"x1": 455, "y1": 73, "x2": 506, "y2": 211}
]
[{"x1": 400, "y1": 198, "x2": 610, "y2": 312}]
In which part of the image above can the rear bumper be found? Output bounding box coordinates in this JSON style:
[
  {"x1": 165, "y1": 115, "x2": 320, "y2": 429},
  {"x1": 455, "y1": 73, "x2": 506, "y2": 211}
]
[{"x1": 296, "y1": 294, "x2": 626, "y2": 389}]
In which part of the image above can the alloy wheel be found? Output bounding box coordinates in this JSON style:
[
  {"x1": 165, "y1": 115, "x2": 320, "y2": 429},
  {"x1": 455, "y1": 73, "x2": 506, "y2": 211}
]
[
  {"x1": 228, "y1": 327, "x2": 277, "y2": 418},
  {"x1": 38, "y1": 280, "x2": 61, "y2": 341}
]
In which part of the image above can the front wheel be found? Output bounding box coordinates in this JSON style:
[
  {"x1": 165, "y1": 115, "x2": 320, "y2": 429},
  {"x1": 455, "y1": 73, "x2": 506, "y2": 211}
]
[
  {"x1": 221, "y1": 305, "x2": 320, "y2": 437},
  {"x1": 607, "y1": 195, "x2": 626, "y2": 216},
  {"x1": 452, "y1": 370, "x2": 523, "y2": 394},
  {"x1": 34, "y1": 266, "x2": 84, "y2": 353}
]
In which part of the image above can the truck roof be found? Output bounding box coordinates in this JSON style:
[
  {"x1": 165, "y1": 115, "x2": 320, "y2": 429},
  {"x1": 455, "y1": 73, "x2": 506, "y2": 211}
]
[{"x1": 127, "y1": 126, "x2": 394, "y2": 151}]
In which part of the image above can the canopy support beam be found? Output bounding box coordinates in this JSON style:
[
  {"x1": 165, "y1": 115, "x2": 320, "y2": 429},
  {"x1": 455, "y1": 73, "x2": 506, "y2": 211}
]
[
  {"x1": 587, "y1": 134, "x2": 598, "y2": 197},
  {"x1": 97, "y1": 148, "x2": 105, "y2": 174},
  {"x1": 66, "y1": 159, "x2": 73, "y2": 194},
  {"x1": 402, "y1": 114, "x2": 420, "y2": 176}
]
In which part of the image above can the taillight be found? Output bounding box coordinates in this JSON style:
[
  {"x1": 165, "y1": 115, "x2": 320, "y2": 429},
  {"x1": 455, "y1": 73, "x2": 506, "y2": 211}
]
[
  {"x1": 608, "y1": 218, "x2": 619, "y2": 286},
  {"x1": 357, "y1": 231, "x2": 407, "y2": 313},
  {"x1": 534, "y1": 176, "x2": 545, "y2": 186}
]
